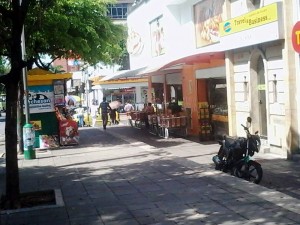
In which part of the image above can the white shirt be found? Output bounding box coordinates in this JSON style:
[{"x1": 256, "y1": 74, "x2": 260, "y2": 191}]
[
  {"x1": 90, "y1": 105, "x2": 98, "y2": 117},
  {"x1": 124, "y1": 103, "x2": 134, "y2": 112}
]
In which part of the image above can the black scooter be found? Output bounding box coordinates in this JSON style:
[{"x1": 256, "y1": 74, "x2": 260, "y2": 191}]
[{"x1": 212, "y1": 117, "x2": 263, "y2": 184}]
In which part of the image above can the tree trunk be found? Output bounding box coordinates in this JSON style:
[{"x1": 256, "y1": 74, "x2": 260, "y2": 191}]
[
  {"x1": 4, "y1": 0, "x2": 26, "y2": 208},
  {"x1": 5, "y1": 77, "x2": 21, "y2": 209}
]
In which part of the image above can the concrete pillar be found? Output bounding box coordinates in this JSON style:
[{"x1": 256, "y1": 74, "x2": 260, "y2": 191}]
[
  {"x1": 99, "y1": 89, "x2": 104, "y2": 103},
  {"x1": 163, "y1": 74, "x2": 168, "y2": 104},
  {"x1": 147, "y1": 76, "x2": 152, "y2": 103},
  {"x1": 135, "y1": 86, "x2": 142, "y2": 103},
  {"x1": 225, "y1": 50, "x2": 237, "y2": 136},
  {"x1": 283, "y1": 1, "x2": 299, "y2": 159}
]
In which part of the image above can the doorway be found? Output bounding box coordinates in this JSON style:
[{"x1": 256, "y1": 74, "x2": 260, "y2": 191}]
[
  {"x1": 257, "y1": 56, "x2": 267, "y2": 137},
  {"x1": 250, "y1": 52, "x2": 268, "y2": 139}
]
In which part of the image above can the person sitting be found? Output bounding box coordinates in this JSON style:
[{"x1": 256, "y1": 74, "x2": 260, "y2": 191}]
[
  {"x1": 144, "y1": 102, "x2": 155, "y2": 114},
  {"x1": 167, "y1": 97, "x2": 182, "y2": 115},
  {"x1": 142, "y1": 103, "x2": 147, "y2": 112},
  {"x1": 144, "y1": 102, "x2": 155, "y2": 128}
]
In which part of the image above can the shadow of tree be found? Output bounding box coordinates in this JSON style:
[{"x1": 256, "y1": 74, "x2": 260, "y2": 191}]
[
  {"x1": 1, "y1": 142, "x2": 300, "y2": 225},
  {"x1": 0, "y1": 126, "x2": 299, "y2": 224}
]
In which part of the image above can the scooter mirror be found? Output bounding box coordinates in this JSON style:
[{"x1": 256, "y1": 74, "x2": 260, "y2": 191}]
[{"x1": 247, "y1": 117, "x2": 252, "y2": 123}]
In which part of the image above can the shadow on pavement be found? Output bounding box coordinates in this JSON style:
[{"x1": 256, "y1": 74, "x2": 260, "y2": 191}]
[
  {"x1": 1, "y1": 150, "x2": 299, "y2": 225},
  {"x1": 101, "y1": 126, "x2": 204, "y2": 149},
  {"x1": 1, "y1": 125, "x2": 300, "y2": 224},
  {"x1": 76, "y1": 126, "x2": 300, "y2": 201}
]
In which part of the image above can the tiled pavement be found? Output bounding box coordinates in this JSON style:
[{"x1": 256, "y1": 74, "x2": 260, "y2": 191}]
[{"x1": 0, "y1": 124, "x2": 300, "y2": 225}]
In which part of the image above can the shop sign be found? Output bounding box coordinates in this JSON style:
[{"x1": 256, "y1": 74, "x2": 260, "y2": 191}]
[
  {"x1": 257, "y1": 84, "x2": 266, "y2": 90},
  {"x1": 292, "y1": 21, "x2": 300, "y2": 53},
  {"x1": 30, "y1": 120, "x2": 42, "y2": 130},
  {"x1": 219, "y1": 2, "x2": 282, "y2": 51},
  {"x1": 219, "y1": 3, "x2": 279, "y2": 37},
  {"x1": 28, "y1": 85, "x2": 55, "y2": 114}
]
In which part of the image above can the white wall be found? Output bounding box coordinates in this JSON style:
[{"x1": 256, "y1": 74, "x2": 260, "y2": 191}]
[
  {"x1": 230, "y1": 0, "x2": 282, "y2": 18},
  {"x1": 231, "y1": 43, "x2": 285, "y2": 148},
  {"x1": 127, "y1": 0, "x2": 224, "y2": 70}
]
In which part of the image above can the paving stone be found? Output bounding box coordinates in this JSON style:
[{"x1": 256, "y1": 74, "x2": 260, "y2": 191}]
[
  {"x1": 66, "y1": 204, "x2": 99, "y2": 219},
  {"x1": 102, "y1": 218, "x2": 140, "y2": 225},
  {"x1": 125, "y1": 202, "x2": 158, "y2": 211},
  {"x1": 100, "y1": 210, "x2": 134, "y2": 223},
  {"x1": 109, "y1": 186, "x2": 140, "y2": 196},
  {"x1": 70, "y1": 216, "x2": 104, "y2": 225}
]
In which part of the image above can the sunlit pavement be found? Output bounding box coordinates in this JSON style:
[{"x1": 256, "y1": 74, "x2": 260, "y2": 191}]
[{"x1": 1, "y1": 124, "x2": 300, "y2": 225}]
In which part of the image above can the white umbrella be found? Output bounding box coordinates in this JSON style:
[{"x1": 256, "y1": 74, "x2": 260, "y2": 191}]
[
  {"x1": 65, "y1": 95, "x2": 81, "y2": 105},
  {"x1": 109, "y1": 101, "x2": 121, "y2": 109}
]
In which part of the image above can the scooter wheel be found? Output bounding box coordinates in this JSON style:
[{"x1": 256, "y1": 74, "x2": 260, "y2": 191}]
[
  {"x1": 233, "y1": 161, "x2": 263, "y2": 184},
  {"x1": 247, "y1": 160, "x2": 263, "y2": 184}
]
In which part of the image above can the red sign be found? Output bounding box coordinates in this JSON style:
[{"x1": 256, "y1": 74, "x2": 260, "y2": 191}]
[
  {"x1": 59, "y1": 120, "x2": 79, "y2": 145},
  {"x1": 292, "y1": 21, "x2": 300, "y2": 53}
]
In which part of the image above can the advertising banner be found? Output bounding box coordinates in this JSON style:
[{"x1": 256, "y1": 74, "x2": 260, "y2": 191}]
[
  {"x1": 219, "y1": 3, "x2": 278, "y2": 37},
  {"x1": 28, "y1": 85, "x2": 55, "y2": 113},
  {"x1": 59, "y1": 120, "x2": 79, "y2": 145},
  {"x1": 194, "y1": 0, "x2": 225, "y2": 48}
]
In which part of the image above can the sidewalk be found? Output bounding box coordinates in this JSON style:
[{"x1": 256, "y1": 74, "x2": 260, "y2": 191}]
[{"x1": 1, "y1": 126, "x2": 300, "y2": 225}]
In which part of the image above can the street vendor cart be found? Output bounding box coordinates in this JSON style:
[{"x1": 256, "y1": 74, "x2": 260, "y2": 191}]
[{"x1": 27, "y1": 68, "x2": 79, "y2": 148}]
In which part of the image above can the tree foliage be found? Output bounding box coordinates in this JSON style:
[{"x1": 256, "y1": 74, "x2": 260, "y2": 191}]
[
  {"x1": 27, "y1": 0, "x2": 125, "y2": 68},
  {"x1": 0, "y1": 0, "x2": 126, "y2": 70},
  {"x1": 0, "y1": 0, "x2": 126, "y2": 208}
]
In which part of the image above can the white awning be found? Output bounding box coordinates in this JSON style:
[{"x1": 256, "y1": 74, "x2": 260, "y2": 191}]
[
  {"x1": 92, "y1": 82, "x2": 148, "y2": 90},
  {"x1": 101, "y1": 67, "x2": 147, "y2": 81}
]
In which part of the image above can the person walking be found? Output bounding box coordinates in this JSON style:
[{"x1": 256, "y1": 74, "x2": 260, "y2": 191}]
[
  {"x1": 124, "y1": 101, "x2": 134, "y2": 125},
  {"x1": 76, "y1": 106, "x2": 84, "y2": 127},
  {"x1": 124, "y1": 101, "x2": 134, "y2": 113},
  {"x1": 90, "y1": 100, "x2": 99, "y2": 127},
  {"x1": 109, "y1": 109, "x2": 117, "y2": 125},
  {"x1": 98, "y1": 97, "x2": 111, "y2": 130}
]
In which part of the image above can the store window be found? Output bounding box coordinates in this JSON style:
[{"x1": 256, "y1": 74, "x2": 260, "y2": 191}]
[{"x1": 107, "y1": 3, "x2": 129, "y2": 19}]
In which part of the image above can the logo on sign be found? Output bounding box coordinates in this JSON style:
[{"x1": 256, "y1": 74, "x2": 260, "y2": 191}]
[
  {"x1": 224, "y1": 22, "x2": 231, "y2": 33},
  {"x1": 28, "y1": 93, "x2": 51, "y2": 104},
  {"x1": 292, "y1": 21, "x2": 300, "y2": 53}
]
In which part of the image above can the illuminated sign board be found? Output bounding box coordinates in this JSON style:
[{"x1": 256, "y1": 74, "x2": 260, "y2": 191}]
[{"x1": 219, "y1": 3, "x2": 279, "y2": 37}]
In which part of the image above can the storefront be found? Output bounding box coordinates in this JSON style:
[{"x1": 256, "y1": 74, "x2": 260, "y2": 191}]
[
  {"x1": 92, "y1": 68, "x2": 149, "y2": 107},
  {"x1": 195, "y1": 66, "x2": 228, "y2": 140},
  {"x1": 27, "y1": 68, "x2": 79, "y2": 148}
]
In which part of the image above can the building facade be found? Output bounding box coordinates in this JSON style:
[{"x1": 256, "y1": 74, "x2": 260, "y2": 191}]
[{"x1": 124, "y1": 0, "x2": 300, "y2": 158}]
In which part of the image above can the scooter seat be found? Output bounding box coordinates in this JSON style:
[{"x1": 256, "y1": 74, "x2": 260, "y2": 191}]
[{"x1": 224, "y1": 136, "x2": 238, "y2": 148}]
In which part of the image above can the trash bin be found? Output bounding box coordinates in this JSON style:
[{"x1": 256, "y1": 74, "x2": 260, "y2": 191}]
[{"x1": 23, "y1": 123, "x2": 36, "y2": 160}]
